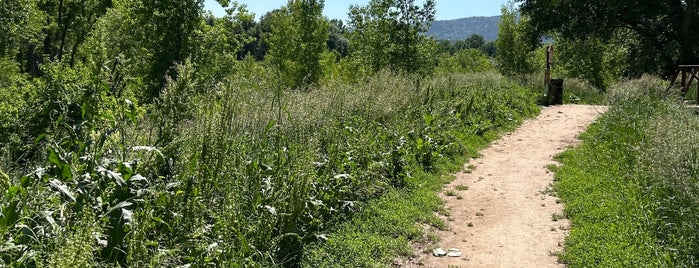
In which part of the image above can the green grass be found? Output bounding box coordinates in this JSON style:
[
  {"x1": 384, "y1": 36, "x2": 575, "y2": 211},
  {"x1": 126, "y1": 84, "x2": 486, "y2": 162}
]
[
  {"x1": 0, "y1": 65, "x2": 540, "y2": 267},
  {"x1": 553, "y1": 75, "x2": 699, "y2": 267},
  {"x1": 455, "y1": 184, "x2": 469, "y2": 191},
  {"x1": 301, "y1": 72, "x2": 539, "y2": 267}
]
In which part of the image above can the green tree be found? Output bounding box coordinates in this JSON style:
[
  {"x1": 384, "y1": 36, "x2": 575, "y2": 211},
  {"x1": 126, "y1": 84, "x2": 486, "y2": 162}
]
[
  {"x1": 327, "y1": 19, "x2": 350, "y2": 59},
  {"x1": 437, "y1": 48, "x2": 494, "y2": 74},
  {"x1": 496, "y1": 4, "x2": 536, "y2": 78},
  {"x1": 520, "y1": 0, "x2": 699, "y2": 76},
  {"x1": 1, "y1": 0, "x2": 110, "y2": 75},
  {"x1": 465, "y1": 34, "x2": 485, "y2": 50},
  {"x1": 80, "y1": 0, "x2": 202, "y2": 102},
  {"x1": 348, "y1": 0, "x2": 437, "y2": 74},
  {"x1": 265, "y1": 0, "x2": 328, "y2": 89},
  {"x1": 553, "y1": 33, "x2": 627, "y2": 90}
]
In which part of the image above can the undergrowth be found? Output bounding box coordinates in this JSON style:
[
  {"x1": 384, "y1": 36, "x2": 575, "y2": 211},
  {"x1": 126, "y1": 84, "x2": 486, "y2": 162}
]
[
  {"x1": 0, "y1": 66, "x2": 539, "y2": 266},
  {"x1": 552, "y1": 75, "x2": 699, "y2": 267}
]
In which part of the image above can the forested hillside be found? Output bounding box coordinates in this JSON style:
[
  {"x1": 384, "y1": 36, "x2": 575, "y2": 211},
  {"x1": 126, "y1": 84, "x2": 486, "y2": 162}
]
[
  {"x1": 427, "y1": 16, "x2": 500, "y2": 41},
  {"x1": 1, "y1": 0, "x2": 698, "y2": 267}
]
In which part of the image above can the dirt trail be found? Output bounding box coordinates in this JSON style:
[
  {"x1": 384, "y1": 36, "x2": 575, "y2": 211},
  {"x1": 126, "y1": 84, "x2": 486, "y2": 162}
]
[{"x1": 412, "y1": 105, "x2": 607, "y2": 268}]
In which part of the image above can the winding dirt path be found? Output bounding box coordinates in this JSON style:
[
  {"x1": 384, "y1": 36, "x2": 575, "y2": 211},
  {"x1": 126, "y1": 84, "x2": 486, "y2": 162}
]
[{"x1": 412, "y1": 105, "x2": 607, "y2": 268}]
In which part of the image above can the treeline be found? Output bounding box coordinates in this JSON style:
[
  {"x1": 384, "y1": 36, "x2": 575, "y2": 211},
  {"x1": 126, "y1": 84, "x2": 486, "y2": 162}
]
[{"x1": 516, "y1": 0, "x2": 699, "y2": 90}]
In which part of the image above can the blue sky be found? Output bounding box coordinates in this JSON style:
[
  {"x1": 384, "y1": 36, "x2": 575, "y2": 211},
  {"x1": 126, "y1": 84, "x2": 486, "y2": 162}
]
[{"x1": 204, "y1": 0, "x2": 510, "y2": 21}]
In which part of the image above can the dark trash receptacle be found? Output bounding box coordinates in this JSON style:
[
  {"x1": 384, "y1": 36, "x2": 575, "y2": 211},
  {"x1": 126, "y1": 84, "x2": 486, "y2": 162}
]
[{"x1": 548, "y1": 79, "x2": 564, "y2": 105}]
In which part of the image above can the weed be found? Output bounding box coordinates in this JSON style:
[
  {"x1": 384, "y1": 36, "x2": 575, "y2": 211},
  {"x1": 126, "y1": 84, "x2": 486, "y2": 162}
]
[{"x1": 455, "y1": 184, "x2": 469, "y2": 191}]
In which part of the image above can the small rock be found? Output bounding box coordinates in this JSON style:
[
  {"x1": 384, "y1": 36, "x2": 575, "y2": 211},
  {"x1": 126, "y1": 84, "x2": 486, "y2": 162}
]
[
  {"x1": 433, "y1": 248, "x2": 447, "y2": 257},
  {"x1": 447, "y1": 248, "x2": 462, "y2": 257}
]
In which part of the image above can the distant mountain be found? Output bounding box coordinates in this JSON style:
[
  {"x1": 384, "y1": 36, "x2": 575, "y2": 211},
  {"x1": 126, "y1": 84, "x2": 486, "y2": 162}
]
[{"x1": 427, "y1": 16, "x2": 500, "y2": 41}]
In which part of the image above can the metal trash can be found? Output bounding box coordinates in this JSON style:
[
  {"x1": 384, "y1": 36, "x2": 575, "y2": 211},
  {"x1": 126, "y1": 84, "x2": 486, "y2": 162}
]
[{"x1": 547, "y1": 79, "x2": 564, "y2": 105}]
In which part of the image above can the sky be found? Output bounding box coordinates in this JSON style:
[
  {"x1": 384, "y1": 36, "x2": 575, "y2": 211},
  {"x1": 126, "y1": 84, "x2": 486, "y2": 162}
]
[{"x1": 203, "y1": 0, "x2": 510, "y2": 21}]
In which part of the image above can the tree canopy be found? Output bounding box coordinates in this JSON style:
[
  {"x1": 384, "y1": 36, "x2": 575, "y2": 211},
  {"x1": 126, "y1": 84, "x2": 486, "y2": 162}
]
[
  {"x1": 520, "y1": 0, "x2": 699, "y2": 75},
  {"x1": 348, "y1": 0, "x2": 437, "y2": 74}
]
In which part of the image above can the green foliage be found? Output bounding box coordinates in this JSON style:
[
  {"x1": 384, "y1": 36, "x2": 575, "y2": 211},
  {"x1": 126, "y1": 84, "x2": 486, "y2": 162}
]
[
  {"x1": 561, "y1": 78, "x2": 607, "y2": 105},
  {"x1": 437, "y1": 34, "x2": 496, "y2": 57},
  {"x1": 553, "y1": 33, "x2": 628, "y2": 90},
  {"x1": 327, "y1": 19, "x2": 350, "y2": 59},
  {"x1": 521, "y1": 0, "x2": 699, "y2": 76},
  {"x1": 496, "y1": 5, "x2": 536, "y2": 79},
  {"x1": 303, "y1": 72, "x2": 540, "y2": 267},
  {"x1": 0, "y1": 1, "x2": 546, "y2": 266},
  {"x1": 348, "y1": 0, "x2": 437, "y2": 75},
  {"x1": 265, "y1": 0, "x2": 328, "y2": 89},
  {"x1": 436, "y1": 49, "x2": 494, "y2": 74},
  {"x1": 554, "y1": 76, "x2": 699, "y2": 266},
  {"x1": 0, "y1": 0, "x2": 43, "y2": 57}
]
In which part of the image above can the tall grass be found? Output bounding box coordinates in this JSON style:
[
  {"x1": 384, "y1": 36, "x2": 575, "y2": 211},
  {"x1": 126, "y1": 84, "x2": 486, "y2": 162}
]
[
  {"x1": 0, "y1": 61, "x2": 539, "y2": 267},
  {"x1": 553, "y1": 75, "x2": 699, "y2": 267}
]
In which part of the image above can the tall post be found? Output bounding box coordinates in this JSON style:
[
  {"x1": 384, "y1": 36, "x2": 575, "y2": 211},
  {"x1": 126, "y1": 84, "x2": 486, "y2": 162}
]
[{"x1": 545, "y1": 45, "x2": 553, "y2": 87}]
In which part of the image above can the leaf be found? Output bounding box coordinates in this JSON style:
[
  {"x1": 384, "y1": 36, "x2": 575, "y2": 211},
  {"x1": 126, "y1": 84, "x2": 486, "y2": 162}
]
[
  {"x1": 333, "y1": 174, "x2": 350, "y2": 179},
  {"x1": 132, "y1": 146, "x2": 164, "y2": 158},
  {"x1": 263, "y1": 205, "x2": 277, "y2": 216},
  {"x1": 416, "y1": 138, "x2": 424, "y2": 150},
  {"x1": 49, "y1": 179, "x2": 76, "y2": 202},
  {"x1": 103, "y1": 201, "x2": 132, "y2": 218},
  {"x1": 265, "y1": 120, "x2": 278, "y2": 133},
  {"x1": 121, "y1": 208, "x2": 133, "y2": 224},
  {"x1": 48, "y1": 147, "x2": 61, "y2": 166},
  {"x1": 97, "y1": 167, "x2": 125, "y2": 187},
  {"x1": 129, "y1": 174, "x2": 148, "y2": 183}
]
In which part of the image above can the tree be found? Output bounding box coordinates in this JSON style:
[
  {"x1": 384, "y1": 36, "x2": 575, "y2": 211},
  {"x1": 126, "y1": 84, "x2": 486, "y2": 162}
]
[
  {"x1": 265, "y1": 0, "x2": 328, "y2": 89},
  {"x1": 519, "y1": 0, "x2": 699, "y2": 76},
  {"x1": 327, "y1": 19, "x2": 350, "y2": 59},
  {"x1": 79, "y1": 0, "x2": 202, "y2": 102},
  {"x1": 465, "y1": 34, "x2": 485, "y2": 50},
  {"x1": 496, "y1": 4, "x2": 536, "y2": 78},
  {"x1": 348, "y1": 0, "x2": 437, "y2": 74},
  {"x1": 1, "y1": 0, "x2": 111, "y2": 75}
]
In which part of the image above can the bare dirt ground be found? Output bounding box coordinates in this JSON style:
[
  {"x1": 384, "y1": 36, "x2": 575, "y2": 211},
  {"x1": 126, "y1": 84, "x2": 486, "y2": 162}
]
[{"x1": 409, "y1": 104, "x2": 607, "y2": 268}]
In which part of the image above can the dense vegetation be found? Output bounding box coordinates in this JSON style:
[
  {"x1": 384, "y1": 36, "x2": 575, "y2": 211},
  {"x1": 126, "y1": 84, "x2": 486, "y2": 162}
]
[
  {"x1": 552, "y1": 77, "x2": 699, "y2": 266},
  {"x1": 2, "y1": 0, "x2": 698, "y2": 266},
  {"x1": 0, "y1": 0, "x2": 543, "y2": 266}
]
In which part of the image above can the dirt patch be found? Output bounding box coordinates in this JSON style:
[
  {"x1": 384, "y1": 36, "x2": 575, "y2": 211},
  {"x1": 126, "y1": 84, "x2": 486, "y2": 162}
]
[{"x1": 409, "y1": 105, "x2": 607, "y2": 268}]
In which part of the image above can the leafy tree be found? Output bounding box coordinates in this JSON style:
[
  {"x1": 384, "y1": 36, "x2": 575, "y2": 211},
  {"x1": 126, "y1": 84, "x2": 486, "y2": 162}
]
[
  {"x1": 327, "y1": 19, "x2": 350, "y2": 60},
  {"x1": 79, "y1": 0, "x2": 202, "y2": 102},
  {"x1": 1, "y1": 0, "x2": 110, "y2": 75},
  {"x1": 134, "y1": 0, "x2": 203, "y2": 100},
  {"x1": 265, "y1": 0, "x2": 328, "y2": 89},
  {"x1": 194, "y1": 4, "x2": 255, "y2": 82},
  {"x1": 520, "y1": 0, "x2": 699, "y2": 76},
  {"x1": 348, "y1": 0, "x2": 437, "y2": 74},
  {"x1": 437, "y1": 48, "x2": 494, "y2": 74},
  {"x1": 553, "y1": 32, "x2": 628, "y2": 90},
  {"x1": 0, "y1": 0, "x2": 42, "y2": 59},
  {"x1": 465, "y1": 34, "x2": 485, "y2": 50},
  {"x1": 496, "y1": 4, "x2": 536, "y2": 78}
]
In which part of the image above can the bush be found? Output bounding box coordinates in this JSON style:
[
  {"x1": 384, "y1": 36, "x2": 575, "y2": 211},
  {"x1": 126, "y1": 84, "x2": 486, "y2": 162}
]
[{"x1": 436, "y1": 49, "x2": 494, "y2": 74}]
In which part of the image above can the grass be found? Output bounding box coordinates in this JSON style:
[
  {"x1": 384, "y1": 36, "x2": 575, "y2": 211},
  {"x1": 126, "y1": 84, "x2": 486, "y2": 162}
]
[
  {"x1": 552, "y1": 75, "x2": 699, "y2": 267},
  {"x1": 0, "y1": 66, "x2": 540, "y2": 267},
  {"x1": 455, "y1": 184, "x2": 469, "y2": 191},
  {"x1": 301, "y1": 72, "x2": 540, "y2": 267}
]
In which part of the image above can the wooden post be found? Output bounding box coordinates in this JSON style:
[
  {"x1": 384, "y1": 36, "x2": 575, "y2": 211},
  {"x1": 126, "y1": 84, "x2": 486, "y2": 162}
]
[
  {"x1": 544, "y1": 45, "x2": 553, "y2": 86},
  {"x1": 544, "y1": 45, "x2": 554, "y2": 104}
]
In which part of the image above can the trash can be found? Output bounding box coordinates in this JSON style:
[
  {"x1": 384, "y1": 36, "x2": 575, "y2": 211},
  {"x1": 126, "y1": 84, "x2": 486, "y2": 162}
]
[{"x1": 548, "y1": 79, "x2": 564, "y2": 105}]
